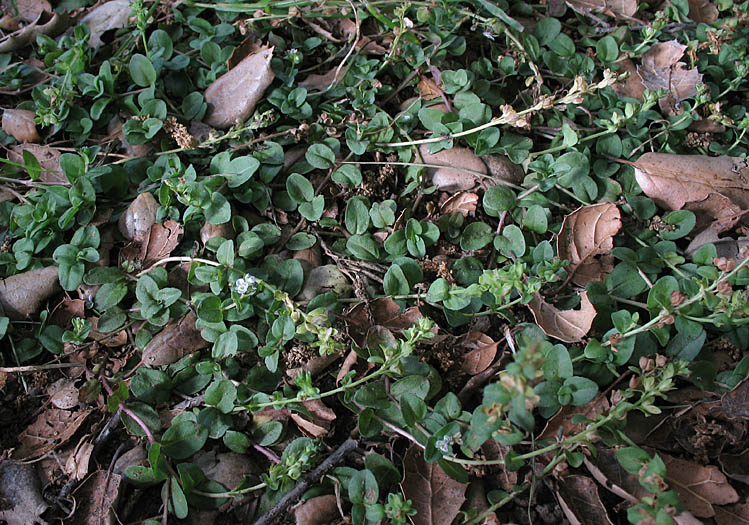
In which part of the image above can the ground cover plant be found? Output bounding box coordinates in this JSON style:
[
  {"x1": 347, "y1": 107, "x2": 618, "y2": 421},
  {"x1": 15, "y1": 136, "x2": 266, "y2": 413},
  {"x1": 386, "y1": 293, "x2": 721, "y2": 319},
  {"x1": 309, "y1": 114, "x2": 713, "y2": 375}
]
[{"x1": 0, "y1": 0, "x2": 748, "y2": 523}]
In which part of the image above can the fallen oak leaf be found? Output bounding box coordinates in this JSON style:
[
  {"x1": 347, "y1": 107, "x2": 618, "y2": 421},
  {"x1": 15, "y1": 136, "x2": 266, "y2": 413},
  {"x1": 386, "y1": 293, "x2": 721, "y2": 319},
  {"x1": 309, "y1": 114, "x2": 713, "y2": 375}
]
[
  {"x1": 419, "y1": 145, "x2": 488, "y2": 192},
  {"x1": 688, "y1": 0, "x2": 719, "y2": 24},
  {"x1": 2, "y1": 109, "x2": 39, "y2": 142},
  {"x1": 440, "y1": 191, "x2": 479, "y2": 217},
  {"x1": 612, "y1": 59, "x2": 645, "y2": 101},
  {"x1": 460, "y1": 331, "x2": 499, "y2": 375},
  {"x1": 566, "y1": 0, "x2": 637, "y2": 18},
  {"x1": 80, "y1": 0, "x2": 131, "y2": 48},
  {"x1": 637, "y1": 41, "x2": 703, "y2": 103},
  {"x1": 557, "y1": 203, "x2": 621, "y2": 287},
  {"x1": 714, "y1": 503, "x2": 749, "y2": 525},
  {"x1": 143, "y1": 220, "x2": 184, "y2": 267},
  {"x1": 13, "y1": 407, "x2": 92, "y2": 460},
  {"x1": 0, "y1": 11, "x2": 69, "y2": 53},
  {"x1": 629, "y1": 153, "x2": 749, "y2": 211},
  {"x1": 141, "y1": 311, "x2": 208, "y2": 367},
  {"x1": 401, "y1": 445, "x2": 467, "y2": 525},
  {"x1": 527, "y1": 291, "x2": 596, "y2": 343},
  {"x1": 556, "y1": 475, "x2": 614, "y2": 525},
  {"x1": 8, "y1": 143, "x2": 67, "y2": 183},
  {"x1": 658, "y1": 451, "x2": 739, "y2": 518}
]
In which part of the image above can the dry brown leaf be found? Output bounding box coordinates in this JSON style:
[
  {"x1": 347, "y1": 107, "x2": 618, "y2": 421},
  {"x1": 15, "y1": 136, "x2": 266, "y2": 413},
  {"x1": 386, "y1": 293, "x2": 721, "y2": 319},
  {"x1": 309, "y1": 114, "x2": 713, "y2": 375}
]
[
  {"x1": 0, "y1": 265, "x2": 60, "y2": 320},
  {"x1": 567, "y1": 0, "x2": 637, "y2": 17},
  {"x1": 70, "y1": 470, "x2": 121, "y2": 525},
  {"x1": 292, "y1": 398, "x2": 336, "y2": 438},
  {"x1": 0, "y1": 11, "x2": 68, "y2": 53},
  {"x1": 118, "y1": 192, "x2": 158, "y2": 243},
  {"x1": 714, "y1": 503, "x2": 749, "y2": 525},
  {"x1": 8, "y1": 143, "x2": 67, "y2": 183},
  {"x1": 612, "y1": 59, "x2": 645, "y2": 101},
  {"x1": 527, "y1": 291, "x2": 596, "y2": 343},
  {"x1": 419, "y1": 145, "x2": 487, "y2": 192},
  {"x1": 660, "y1": 452, "x2": 739, "y2": 517},
  {"x1": 1, "y1": 0, "x2": 50, "y2": 23},
  {"x1": 0, "y1": 460, "x2": 48, "y2": 525},
  {"x1": 299, "y1": 68, "x2": 347, "y2": 91},
  {"x1": 558, "y1": 203, "x2": 621, "y2": 287},
  {"x1": 294, "y1": 494, "x2": 340, "y2": 525},
  {"x1": 584, "y1": 448, "x2": 647, "y2": 503},
  {"x1": 417, "y1": 77, "x2": 442, "y2": 100},
  {"x1": 541, "y1": 394, "x2": 610, "y2": 440},
  {"x1": 632, "y1": 153, "x2": 749, "y2": 211},
  {"x1": 48, "y1": 379, "x2": 78, "y2": 410},
  {"x1": 684, "y1": 193, "x2": 743, "y2": 234},
  {"x1": 482, "y1": 439, "x2": 517, "y2": 492},
  {"x1": 686, "y1": 229, "x2": 749, "y2": 261},
  {"x1": 481, "y1": 154, "x2": 524, "y2": 185},
  {"x1": 204, "y1": 45, "x2": 275, "y2": 129},
  {"x1": 721, "y1": 377, "x2": 749, "y2": 419},
  {"x1": 688, "y1": 0, "x2": 719, "y2": 23},
  {"x1": 141, "y1": 311, "x2": 208, "y2": 367},
  {"x1": 556, "y1": 475, "x2": 614, "y2": 525},
  {"x1": 465, "y1": 480, "x2": 500, "y2": 525},
  {"x1": 637, "y1": 41, "x2": 703, "y2": 103},
  {"x1": 144, "y1": 220, "x2": 184, "y2": 267},
  {"x1": 347, "y1": 297, "x2": 426, "y2": 347},
  {"x1": 336, "y1": 349, "x2": 359, "y2": 385},
  {"x1": 193, "y1": 451, "x2": 259, "y2": 493},
  {"x1": 80, "y1": 0, "x2": 131, "y2": 48},
  {"x1": 13, "y1": 407, "x2": 92, "y2": 460},
  {"x1": 401, "y1": 445, "x2": 467, "y2": 525},
  {"x1": 2, "y1": 109, "x2": 40, "y2": 142},
  {"x1": 460, "y1": 332, "x2": 498, "y2": 375},
  {"x1": 296, "y1": 265, "x2": 351, "y2": 303},
  {"x1": 719, "y1": 449, "x2": 749, "y2": 485},
  {"x1": 440, "y1": 192, "x2": 478, "y2": 217},
  {"x1": 200, "y1": 221, "x2": 235, "y2": 245},
  {"x1": 64, "y1": 438, "x2": 94, "y2": 481}
]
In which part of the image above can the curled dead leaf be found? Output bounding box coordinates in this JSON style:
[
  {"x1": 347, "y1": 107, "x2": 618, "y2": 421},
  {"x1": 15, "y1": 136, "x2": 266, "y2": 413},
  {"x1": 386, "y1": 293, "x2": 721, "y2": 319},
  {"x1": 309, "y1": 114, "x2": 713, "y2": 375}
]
[
  {"x1": 688, "y1": 0, "x2": 719, "y2": 23},
  {"x1": 612, "y1": 59, "x2": 645, "y2": 101},
  {"x1": 556, "y1": 475, "x2": 614, "y2": 525},
  {"x1": 721, "y1": 377, "x2": 749, "y2": 419},
  {"x1": 686, "y1": 229, "x2": 749, "y2": 261},
  {"x1": 13, "y1": 407, "x2": 92, "y2": 460},
  {"x1": 204, "y1": 45, "x2": 275, "y2": 129},
  {"x1": 527, "y1": 291, "x2": 596, "y2": 343},
  {"x1": 0, "y1": 460, "x2": 49, "y2": 525},
  {"x1": 294, "y1": 494, "x2": 340, "y2": 525},
  {"x1": 0, "y1": 11, "x2": 69, "y2": 53},
  {"x1": 419, "y1": 145, "x2": 487, "y2": 191},
  {"x1": 481, "y1": 154, "x2": 524, "y2": 185},
  {"x1": 659, "y1": 451, "x2": 739, "y2": 517},
  {"x1": 401, "y1": 445, "x2": 467, "y2": 525},
  {"x1": 70, "y1": 470, "x2": 121, "y2": 525},
  {"x1": 440, "y1": 191, "x2": 478, "y2": 217},
  {"x1": 2, "y1": 109, "x2": 40, "y2": 142},
  {"x1": 64, "y1": 438, "x2": 94, "y2": 481},
  {"x1": 638, "y1": 41, "x2": 703, "y2": 103},
  {"x1": 200, "y1": 221, "x2": 235, "y2": 245},
  {"x1": 347, "y1": 297, "x2": 427, "y2": 347},
  {"x1": 541, "y1": 394, "x2": 610, "y2": 440},
  {"x1": 296, "y1": 265, "x2": 352, "y2": 303},
  {"x1": 118, "y1": 192, "x2": 159, "y2": 243},
  {"x1": 80, "y1": 0, "x2": 131, "y2": 48},
  {"x1": 144, "y1": 220, "x2": 184, "y2": 267},
  {"x1": 9, "y1": 144, "x2": 66, "y2": 183},
  {"x1": 460, "y1": 332, "x2": 499, "y2": 375},
  {"x1": 299, "y1": 68, "x2": 346, "y2": 91},
  {"x1": 0, "y1": 265, "x2": 60, "y2": 320},
  {"x1": 632, "y1": 153, "x2": 749, "y2": 212},
  {"x1": 557, "y1": 203, "x2": 621, "y2": 287},
  {"x1": 141, "y1": 311, "x2": 208, "y2": 367},
  {"x1": 567, "y1": 0, "x2": 637, "y2": 17}
]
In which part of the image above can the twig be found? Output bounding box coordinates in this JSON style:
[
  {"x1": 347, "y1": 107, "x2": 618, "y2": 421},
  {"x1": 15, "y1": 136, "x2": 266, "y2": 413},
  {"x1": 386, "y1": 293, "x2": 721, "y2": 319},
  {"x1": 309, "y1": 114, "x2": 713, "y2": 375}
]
[
  {"x1": 0, "y1": 362, "x2": 86, "y2": 373},
  {"x1": 252, "y1": 439, "x2": 358, "y2": 525}
]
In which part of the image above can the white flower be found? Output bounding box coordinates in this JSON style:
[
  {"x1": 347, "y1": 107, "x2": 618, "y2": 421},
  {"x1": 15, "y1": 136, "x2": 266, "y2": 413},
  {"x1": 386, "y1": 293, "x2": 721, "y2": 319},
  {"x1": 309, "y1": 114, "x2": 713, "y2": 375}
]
[
  {"x1": 435, "y1": 436, "x2": 452, "y2": 454},
  {"x1": 234, "y1": 274, "x2": 258, "y2": 295}
]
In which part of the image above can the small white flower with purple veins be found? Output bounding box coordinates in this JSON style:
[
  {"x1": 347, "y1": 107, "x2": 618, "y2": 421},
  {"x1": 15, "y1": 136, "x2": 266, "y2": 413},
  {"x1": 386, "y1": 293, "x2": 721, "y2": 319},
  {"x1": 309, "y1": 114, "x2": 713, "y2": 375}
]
[
  {"x1": 234, "y1": 274, "x2": 258, "y2": 295},
  {"x1": 435, "y1": 435, "x2": 452, "y2": 454}
]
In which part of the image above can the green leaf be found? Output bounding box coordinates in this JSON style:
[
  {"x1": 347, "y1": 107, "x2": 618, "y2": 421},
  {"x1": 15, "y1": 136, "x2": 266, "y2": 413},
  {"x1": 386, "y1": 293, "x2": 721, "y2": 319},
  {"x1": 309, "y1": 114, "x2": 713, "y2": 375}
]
[
  {"x1": 298, "y1": 195, "x2": 324, "y2": 221},
  {"x1": 129, "y1": 54, "x2": 157, "y2": 87},
  {"x1": 460, "y1": 222, "x2": 493, "y2": 251},
  {"x1": 543, "y1": 345, "x2": 573, "y2": 381},
  {"x1": 286, "y1": 232, "x2": 316, "y2": 250},
  {"x1": 400, "y1": 393, "x2": 427, "y2": 427},
  {"x1": 383, "y1": 264, "x2": 409, "y2": 295},
  {"x1": 205, "y1": 192, "x2": 231, "y2": 224},
  {"x1": 483, "y1": 186, "x2": 516, "y2": 216},
  {"x1": 563, "y1": 376, "x2": 599, "y2": 406},
  {"x1": 534, "y1": 17, "x2": 561, "y2": 45},
  {"x1": 596, "y1": 36, "x2": 619, "y2": 62},
  {"x1": 345, "y1": 196, "x2": 371, "y2": 235},
  {"x1": 427, "y1": 279, "x2": 450, "y2": 302},
  {"x1": 305, "y1": 143, "x2": 336, "y2": 169},
  {"x1": 162, "y1": 420, "x2": 209, "y2": 460},
  {"x1": 332, "y1": 164, "x2": 362, "y2": 187},
  {"x1": 286, "y1": 173, "x2": 314, "y2": 204},
  {"x1": 171, "y1": 477, "x2": 189, "y2": 519},
  {"x1": 347, "y1": 234, "x2": 382, "y2": 262},
  {"x1": 523, "y1": 205, "x2": 548, "y2": 234},
  {"x1": 223, "y1": 430, "x2": 251, "y2": 454},
  {"x1": 205, "y1": 379, "x2": 237, "y2": 414},
  {"x1": 473, "y1": 0, "x2": 525, "y2": 33},
  {"x1": 349, "y1": 469, "x2": 379, "y2": 505},
  {"x1": 212, "y1": 330, "x2": 238, "y2": 359}
]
